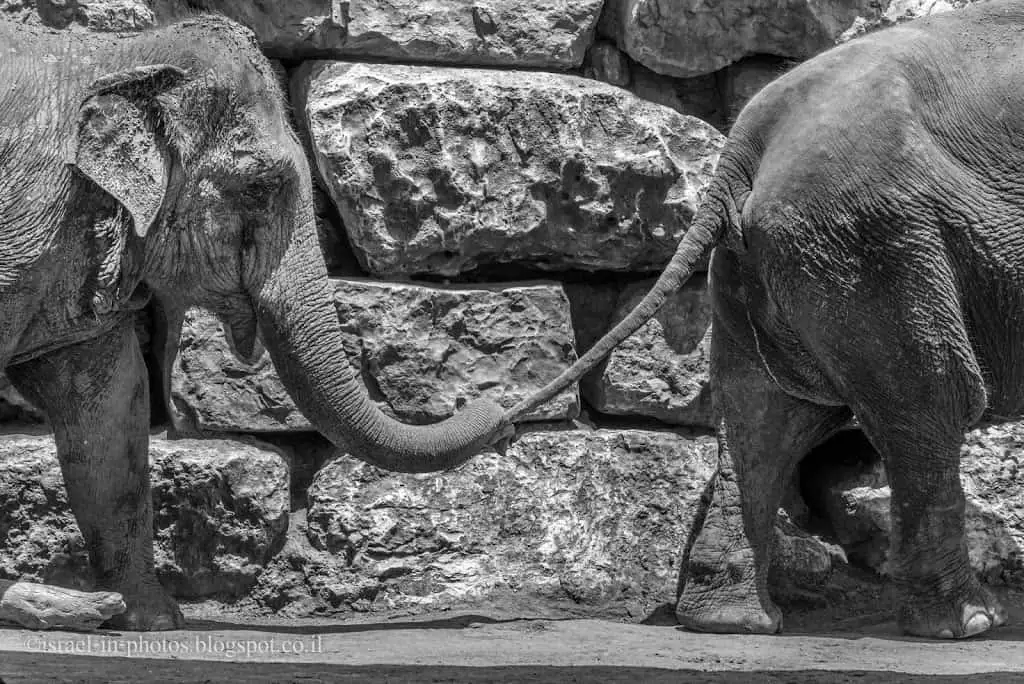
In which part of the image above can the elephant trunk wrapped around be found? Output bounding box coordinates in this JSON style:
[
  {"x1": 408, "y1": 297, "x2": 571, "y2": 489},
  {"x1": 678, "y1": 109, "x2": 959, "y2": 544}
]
[
  {"x1": 515, "y1": 0, "x2": 1024, "y2": 641},
  {"x1": 251, "y1": 196, "x2": 507, "y2": 472},
  {"x1": 0, "y1": 15, "x2": 507, "y2": 631}
]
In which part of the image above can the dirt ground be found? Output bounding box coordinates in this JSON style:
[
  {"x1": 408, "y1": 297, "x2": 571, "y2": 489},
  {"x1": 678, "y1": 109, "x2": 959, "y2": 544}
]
[{"x1": 4, "y1": 583, "x2": 1024, "y2": 683}]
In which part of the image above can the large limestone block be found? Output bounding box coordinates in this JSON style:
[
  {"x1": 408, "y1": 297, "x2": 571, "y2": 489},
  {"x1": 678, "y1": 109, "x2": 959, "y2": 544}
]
[
  {"x1": 0, "y1": 431, "x2": 88, "y2": 589},
  {"x1": 170, "y1": 280, "x2": 578, "y2": 433},
  {"x1": 568, "y1": 277, "x2": 714, "y2": 427},
  {"x1": 296, "y1": 62, "x2": 724, "y2": 277},
  {"x1": 150, "y1": 436, "x2": 290, "y2": 597},
  {"x1": 599, "y1": 0, "x2": 877, "y2": 78},
  {"x1": 5, "y1": 0, "x2": 156, "y2": 31},
  {"x1": 302, "y1": 429, "x2": 719, "y2": 617},
  {"x1": 179, "y1": 0, "x2": 602, "y2": 68},
  {"x1": 0, "y1": 431, "x2": 289, "y2": 598}
]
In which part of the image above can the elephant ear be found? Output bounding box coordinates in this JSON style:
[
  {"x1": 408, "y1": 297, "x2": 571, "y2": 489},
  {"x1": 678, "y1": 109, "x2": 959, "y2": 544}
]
[{"x1": 72, "y1": 64, "x2": 187, "y2": 238}]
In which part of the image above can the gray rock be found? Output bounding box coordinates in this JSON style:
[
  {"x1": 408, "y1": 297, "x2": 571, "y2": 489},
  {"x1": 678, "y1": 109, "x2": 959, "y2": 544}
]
[
  {"x1": 601, "y1": 0, "x2": 877, "y2": 78},
  {"x1": 302, "y1": 428, "x2": 718, "y2": 617},
  {"x1": 5, "y1": 0, "x2": 155, "y2": 31},
  {"x1": 0, "y1": 431, "x2": 90, "y2": 589},
  {"x1": 570, "y1": 276, "x2": 714, "y2": 428},
  {"x1": 959, "y1": 423, "x2": 1024, "y2": 585},
  {"x1": 150, "y1": 436, "x2": 290, "y2": 598},
  {"x1": 170, "y1": 280, "x2": 579, "y2": 433},
  {"x1": 296, "y1": 62, "x2": 724, "y2": 277},
  {"x1": 770, "y1": 512, "x2": 846, "y2": 603},
  {"x1": 0, "y1": 431, "x2": 289, "y2": 598},
  {"x1": 838, "y1": 0, "x2": 976, "y2": 43},
  {"x1": 177, "y1": 0, "x2": 602, "y2": 69}
]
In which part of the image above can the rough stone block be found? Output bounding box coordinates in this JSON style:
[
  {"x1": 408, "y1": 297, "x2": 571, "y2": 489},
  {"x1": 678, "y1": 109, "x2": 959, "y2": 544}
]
[
  {"x1": 170, "y1": 280, "x2": 578, "y2": 433},
  {"x1": 300, "y1": 428, "x2": 718, "y2": 617},
  {"x1": 296, "y1": 62, "x2": 724, "y2": 277},
  {"x1": 5, "y1": 0, "x2": 156, "y2": 31},
  {"x1": 0, "y1": 431, "x2": 289, "y2": 598},
  {"x1": 568, "y1": 276, "x2": 714, "y2": 428}
]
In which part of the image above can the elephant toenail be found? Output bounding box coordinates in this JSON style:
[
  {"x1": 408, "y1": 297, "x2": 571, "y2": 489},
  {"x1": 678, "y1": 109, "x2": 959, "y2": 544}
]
[
  {"x1": 937, "y1": 628, "x2": 954, "y2": 638},
  {"x1": 963, "y1": 613, "x2": 991, "y2": 637}
]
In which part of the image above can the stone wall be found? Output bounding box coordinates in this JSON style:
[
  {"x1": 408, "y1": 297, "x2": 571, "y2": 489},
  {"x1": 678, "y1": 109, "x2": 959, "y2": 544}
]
[{"x1": 0, "y1": 0, "x2": 992, "y2": 622}]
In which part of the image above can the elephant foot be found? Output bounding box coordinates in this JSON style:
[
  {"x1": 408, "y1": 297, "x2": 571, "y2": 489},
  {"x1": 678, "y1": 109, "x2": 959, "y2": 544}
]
[
  {"x1": 899, "y1": 580, "x2": 1006, "y2": 639},
  {"x1": 676, "y1": 535, "x2": 782, "y2": 634},
  {"x1": 0, "y1": 580, "x2": 125, "y2": 631},
  {"x1": 102, "y1": 584, "x2": 184, "y2": 631},
  {"x1": 676, "y1": 595, "x2": 782, "y2": 634}
]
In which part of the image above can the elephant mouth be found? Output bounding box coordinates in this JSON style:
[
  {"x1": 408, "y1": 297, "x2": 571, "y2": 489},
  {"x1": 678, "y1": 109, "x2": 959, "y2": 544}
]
[{"x1": 219, "y1": 309, "x2": 265, "y2": 366}]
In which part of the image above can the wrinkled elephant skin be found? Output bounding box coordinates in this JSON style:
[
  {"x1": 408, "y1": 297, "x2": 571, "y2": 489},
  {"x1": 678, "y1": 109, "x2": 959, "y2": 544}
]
[
  {"x1": 512, "y1": 0, "x2": 1024, "y2": 640},
  {"x1": 0, "y1": 17, "x2": 508, "y2": 631}
]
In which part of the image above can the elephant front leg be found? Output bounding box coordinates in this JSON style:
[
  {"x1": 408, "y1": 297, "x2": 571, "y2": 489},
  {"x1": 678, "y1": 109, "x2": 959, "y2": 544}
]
[
  {"x1": 8, "y1": 320, "x2": 183, "y2": 631},
  {"x1": 676, "y1": 324, "x2": 848, "y2": 634}
]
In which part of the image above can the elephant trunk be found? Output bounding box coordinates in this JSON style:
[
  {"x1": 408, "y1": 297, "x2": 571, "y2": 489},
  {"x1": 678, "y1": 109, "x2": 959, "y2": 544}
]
[
  {"x1": 251, "y1": 218, "x2": 504, "y2": 474},
  {"x1": 503, "y1": 192, "x2": 728, "y2": 424}
]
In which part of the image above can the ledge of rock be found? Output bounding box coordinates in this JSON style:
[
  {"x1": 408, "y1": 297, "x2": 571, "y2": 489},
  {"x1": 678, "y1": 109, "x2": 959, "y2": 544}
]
[
  {"x1": 296, "y1": 62, "x2": 724, "y2": 277},
  {"x1": 181, "y1": 0, "x2": 602, "y2": 68},
  {"x1": 170, "y1": 280, "x2": 578, "y2": 433},
  {"x1": 0, "y1": 431, "x2": 289, "y2": 598},
  {"x1": 293, "y1": 428, "x2": 718, "y2": 618}
]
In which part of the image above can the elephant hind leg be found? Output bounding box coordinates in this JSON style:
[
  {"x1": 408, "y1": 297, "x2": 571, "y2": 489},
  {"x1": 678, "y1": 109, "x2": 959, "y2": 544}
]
[
  {"x1": 835, "y1": 359, "x2": 1001, "y2": 638},
  {"x1": 677, "y1": 321, "x2": 851, "y2": 634},
  {"x1": 8, "y1": 319, "x2": 183, "y2": 631},
  {"x1": 795, "y1": 270, "x2": 1001, "y2": 637}
]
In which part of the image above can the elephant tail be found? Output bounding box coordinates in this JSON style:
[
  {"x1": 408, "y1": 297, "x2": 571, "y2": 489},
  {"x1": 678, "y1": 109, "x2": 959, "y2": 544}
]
[{"x1": 502, "y1": 194, "x2": 728, "y2": 425}]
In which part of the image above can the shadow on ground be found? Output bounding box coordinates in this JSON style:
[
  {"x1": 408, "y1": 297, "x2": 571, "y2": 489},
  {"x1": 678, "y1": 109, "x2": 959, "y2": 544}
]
[{"x1": 2, "y1": 655, "x2": 1024, "y2": 684}]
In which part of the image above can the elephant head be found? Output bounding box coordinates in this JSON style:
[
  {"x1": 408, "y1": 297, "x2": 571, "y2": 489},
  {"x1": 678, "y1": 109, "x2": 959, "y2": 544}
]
[{"x1": 69, "y1": 19, "x2": 509, "y2": 472}]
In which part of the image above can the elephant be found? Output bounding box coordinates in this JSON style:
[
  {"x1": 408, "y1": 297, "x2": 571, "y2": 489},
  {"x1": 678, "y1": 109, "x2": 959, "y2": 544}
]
[
  {"x1": 0, "y1": 16, "x2": 510, "y2": 631},
  {"x1": 508, "y1": 0, "x2": 1024, "y2": 639}
]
